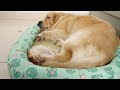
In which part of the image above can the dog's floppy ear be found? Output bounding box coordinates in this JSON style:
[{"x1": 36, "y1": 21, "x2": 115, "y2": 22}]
[{"x1": 53, "y1": 13, "x2": 62, "y2": 22}]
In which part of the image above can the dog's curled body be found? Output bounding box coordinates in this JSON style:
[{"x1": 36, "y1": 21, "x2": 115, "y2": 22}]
[{"x1": 28, "y1": 12, "x2": 120, "y2": 69}]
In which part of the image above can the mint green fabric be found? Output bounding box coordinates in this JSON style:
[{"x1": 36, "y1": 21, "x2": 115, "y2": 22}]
[{"x1": 7, "y1": 25, "x2": 120, "y2": 79}]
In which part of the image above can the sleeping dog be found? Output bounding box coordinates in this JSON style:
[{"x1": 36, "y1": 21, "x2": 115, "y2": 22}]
[{"x1": 28, "y1": 12, "x2": 120, "y2": 69}]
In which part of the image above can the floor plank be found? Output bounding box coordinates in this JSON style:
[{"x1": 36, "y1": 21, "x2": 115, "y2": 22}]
[
  {"x1": 0, "y1": 13, "x2": 45, "y2": 79},
  {"x1": 0, "y1": 20, "x2": 38, "y2": 62},
  {"x1": 0, "y1": 63, "x2": 11, "y2": 79}
]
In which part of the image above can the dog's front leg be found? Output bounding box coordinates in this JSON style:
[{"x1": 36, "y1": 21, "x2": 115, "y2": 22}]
[
  {"x1": 36, "y1": 31, "x2": 64, "y2": 47},
  {"x1": 36, "y1": 31, "x2": 52, "y2": 41}
]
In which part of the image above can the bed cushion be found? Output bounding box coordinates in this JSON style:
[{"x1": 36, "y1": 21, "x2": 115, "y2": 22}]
[{"x1": 7, "y1": 25, "x2": 120, "y2": 79}]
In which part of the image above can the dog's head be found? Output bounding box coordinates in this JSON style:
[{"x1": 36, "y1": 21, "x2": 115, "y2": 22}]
[{"x1": 37, "y1": 12, "x2": 64, "y2": 30}]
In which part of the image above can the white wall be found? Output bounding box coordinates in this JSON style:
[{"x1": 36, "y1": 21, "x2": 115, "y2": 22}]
[
  {"x1": 0, "y1": 11, "x2": 90, "y2": 20},
  {"x1": 0, "y1": 11, "x2": 90, "y2": 15},
  {"x1": 40, "y1": 11, "x2": 90, "y2": 15}
]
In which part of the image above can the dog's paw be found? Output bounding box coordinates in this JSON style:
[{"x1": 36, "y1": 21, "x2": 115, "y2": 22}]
[
  {"x1": 41, "y1": 60, "x2": 55, "y2": 68},
  {"x1": 36, "y1": 31, "x2": 50, "y2": 40},
  {"x1": 35, "y1": 34, "x2": 45, "y2": 41},
  {"x1": 28, "y1": 54, "x2": 46, "y2": 65},
  {"x1": 35, "y1": 35, "x2": 41, "y2": 41},
  {"x1": 28, "y1": 54, "x2": 39, "y2": 65},
  {"x1": 53, "y1": 39, "x2": 64, "y2": 47}
]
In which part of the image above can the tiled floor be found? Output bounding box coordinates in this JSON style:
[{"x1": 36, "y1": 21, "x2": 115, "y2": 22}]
[{"x1": 0, "y1": 14, "x2": 45, "y2": 79}]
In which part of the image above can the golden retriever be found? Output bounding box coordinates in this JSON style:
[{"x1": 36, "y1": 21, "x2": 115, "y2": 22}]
[{"x1": 28, "y1": 12, "x2": 120, "y2": 69}]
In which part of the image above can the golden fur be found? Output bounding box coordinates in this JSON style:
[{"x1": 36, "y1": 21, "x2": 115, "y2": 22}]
[
  {"x1": 28, "y1": 12, "x2": 120, "y2": 69},
  {"x1": 28, "y1": 40, "x2": 61, "y2": 64}
]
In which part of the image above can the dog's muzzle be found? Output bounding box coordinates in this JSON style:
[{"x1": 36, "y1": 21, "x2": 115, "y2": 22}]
[{"x1": 37, "y1": 21, "x2": 43, "y2": 28}]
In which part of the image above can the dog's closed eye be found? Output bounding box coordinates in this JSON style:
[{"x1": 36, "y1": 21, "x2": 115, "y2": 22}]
[{"x1": 47, "y1": 16, "x2": 50, "y2": 19}]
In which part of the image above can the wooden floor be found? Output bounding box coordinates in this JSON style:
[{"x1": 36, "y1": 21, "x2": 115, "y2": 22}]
[
  {"x1": 0, "y1": 12, "x2": 89, "y2": 79},
  {"x1": 0, "y1": 13, "x2": 46, "y2": 79}
]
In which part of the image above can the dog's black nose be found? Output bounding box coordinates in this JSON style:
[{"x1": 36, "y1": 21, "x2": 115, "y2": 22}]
[{"x1": 37, "y1": 21, "x2": 42, "y2": 27}]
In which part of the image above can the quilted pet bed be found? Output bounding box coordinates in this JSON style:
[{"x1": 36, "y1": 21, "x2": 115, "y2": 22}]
[{"x1": 7, "y1": 25, "x2": 120, "y2": 79}]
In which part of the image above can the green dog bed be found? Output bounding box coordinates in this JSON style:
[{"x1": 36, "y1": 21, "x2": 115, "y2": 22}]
[{"x1": 7, "y1": 25, "x2": 120, "y2": 79}]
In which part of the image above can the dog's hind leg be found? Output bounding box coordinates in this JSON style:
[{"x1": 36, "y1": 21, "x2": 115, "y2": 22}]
[
  {"x1": 40, "y1": 45, "x2": 72, "y2": 63},
  {"x1": 41, "y1": 55, "x2": 106, "y2": 69}
]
